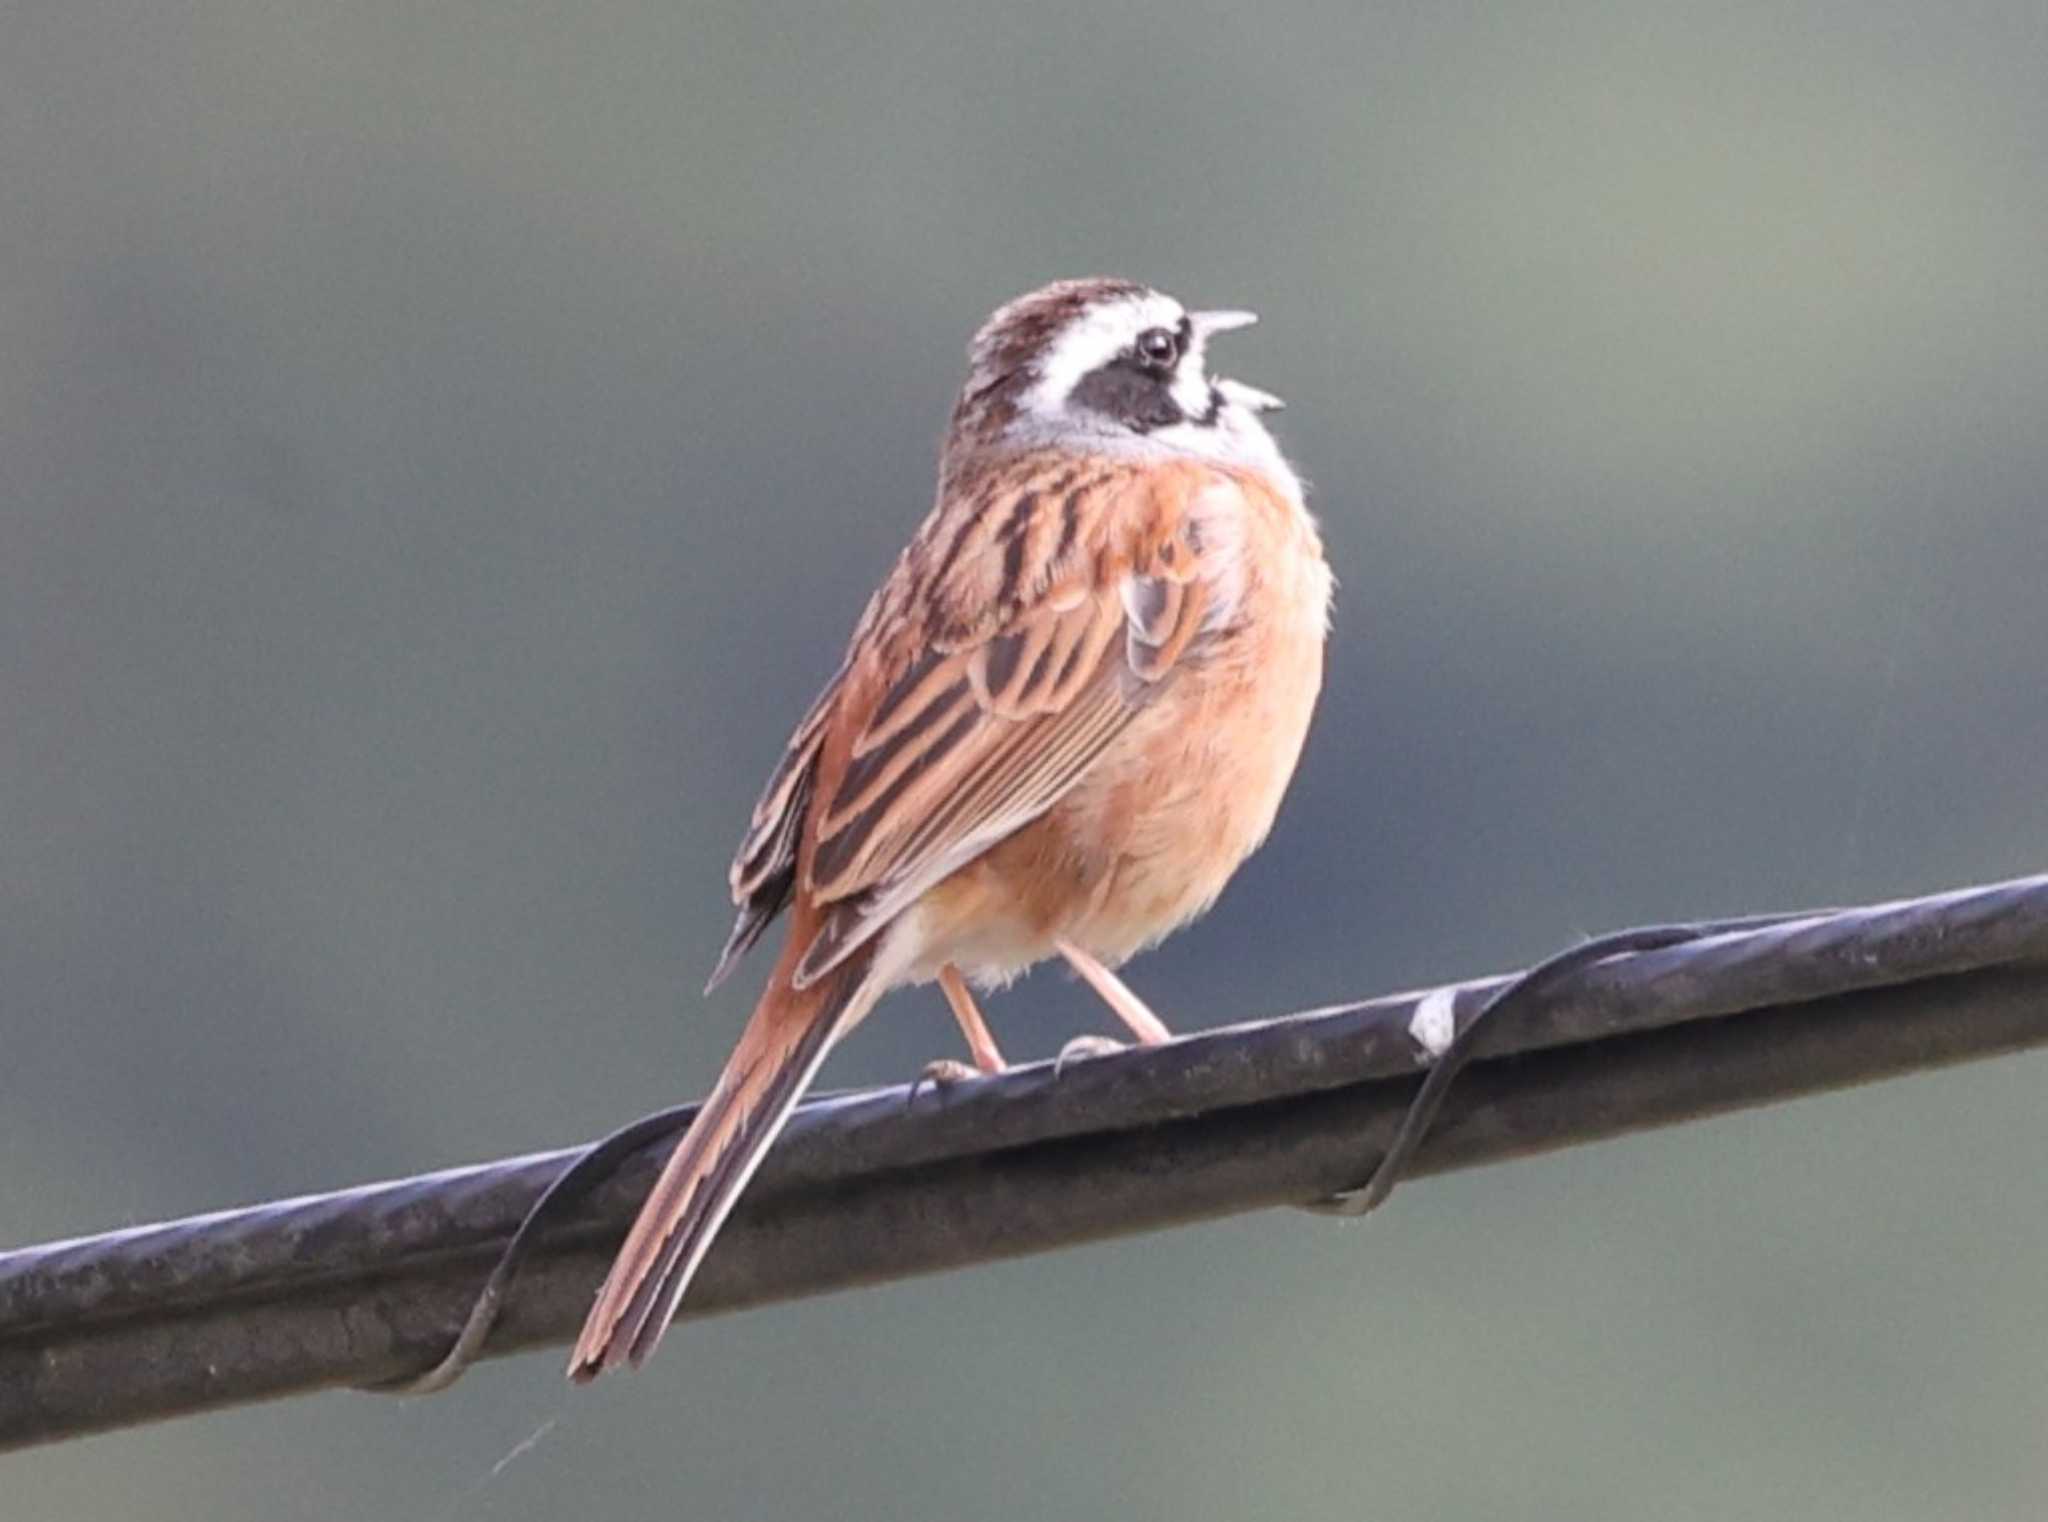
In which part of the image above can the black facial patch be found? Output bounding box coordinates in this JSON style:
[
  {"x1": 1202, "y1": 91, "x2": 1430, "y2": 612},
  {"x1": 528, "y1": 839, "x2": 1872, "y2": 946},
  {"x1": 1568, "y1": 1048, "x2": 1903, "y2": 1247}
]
[{"x1": 1070, "y1": 356, "x2": 1187, "y2": 433}]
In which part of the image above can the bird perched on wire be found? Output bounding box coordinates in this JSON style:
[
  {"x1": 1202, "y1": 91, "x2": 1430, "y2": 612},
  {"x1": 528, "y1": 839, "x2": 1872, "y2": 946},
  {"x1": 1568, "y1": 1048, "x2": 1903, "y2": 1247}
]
[{"x1": 569, "y1": 277, "x2": 1332, "y2": 1380}]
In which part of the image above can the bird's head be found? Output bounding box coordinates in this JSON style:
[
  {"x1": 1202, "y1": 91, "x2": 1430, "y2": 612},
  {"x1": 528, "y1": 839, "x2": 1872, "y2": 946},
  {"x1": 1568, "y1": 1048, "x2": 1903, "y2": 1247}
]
[{"x1": 951, "y1": 278, "x2": 1288, "y2": 477}]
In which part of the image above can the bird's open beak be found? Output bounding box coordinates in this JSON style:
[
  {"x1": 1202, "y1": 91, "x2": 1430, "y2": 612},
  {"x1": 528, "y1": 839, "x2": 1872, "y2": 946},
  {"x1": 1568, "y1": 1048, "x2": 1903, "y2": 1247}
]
[
  {"x1": 1191, "y1": 312, "x2": 1280, "y2": 411},
  {"x1": 1191, "y1": 309, "x2": 1259, "y2": 338},
  {"x1": 1215, "y1": 377, "x2": 1284, "y2": 413}
]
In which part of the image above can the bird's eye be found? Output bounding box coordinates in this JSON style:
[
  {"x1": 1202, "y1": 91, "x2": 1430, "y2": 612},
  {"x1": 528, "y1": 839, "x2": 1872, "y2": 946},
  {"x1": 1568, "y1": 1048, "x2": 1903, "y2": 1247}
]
[{"x1": 1135, "y1": 327, "x2": 1179, "y2": 367}]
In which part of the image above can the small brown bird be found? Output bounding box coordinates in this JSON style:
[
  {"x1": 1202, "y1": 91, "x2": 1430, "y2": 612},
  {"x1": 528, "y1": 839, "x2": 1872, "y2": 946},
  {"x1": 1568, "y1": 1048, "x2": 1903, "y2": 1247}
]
[{"x1": 569, "y1": 278, "x2": 1331, "y2": 1379}]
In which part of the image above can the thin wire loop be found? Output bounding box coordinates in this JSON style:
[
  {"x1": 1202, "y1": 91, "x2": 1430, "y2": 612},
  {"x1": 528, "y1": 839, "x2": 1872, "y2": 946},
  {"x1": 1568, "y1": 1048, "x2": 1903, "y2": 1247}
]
[
  {"x1": 1303, "y1": 911, "x2": 1817, "y2": 1217},
  {"x1": 365, "y1": 1103, "x2": 698, "y2": 1394}
]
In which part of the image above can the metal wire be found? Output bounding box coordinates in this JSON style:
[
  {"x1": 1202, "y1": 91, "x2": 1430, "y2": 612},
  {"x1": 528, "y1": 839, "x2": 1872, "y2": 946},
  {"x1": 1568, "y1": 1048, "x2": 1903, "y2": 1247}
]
[
  {"x1": 382, "y1": 910, "x2": 1830, "y2": 1395},
  {"x1": 2, "y1": 871, "x2": 2044, "y2": 1450}
]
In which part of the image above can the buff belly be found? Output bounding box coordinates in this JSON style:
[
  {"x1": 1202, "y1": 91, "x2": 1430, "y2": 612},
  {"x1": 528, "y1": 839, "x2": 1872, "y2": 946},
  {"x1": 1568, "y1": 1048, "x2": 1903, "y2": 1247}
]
[{"x1": 898, "y1": 606, "x2": 1325, "y2": 990}]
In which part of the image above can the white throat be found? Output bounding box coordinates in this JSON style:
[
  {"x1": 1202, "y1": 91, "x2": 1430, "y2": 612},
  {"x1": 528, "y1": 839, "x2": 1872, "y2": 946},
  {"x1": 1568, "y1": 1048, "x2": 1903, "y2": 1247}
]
[{"x1": 1150, "y1": 402, "x2": 1305, "y2": 506}]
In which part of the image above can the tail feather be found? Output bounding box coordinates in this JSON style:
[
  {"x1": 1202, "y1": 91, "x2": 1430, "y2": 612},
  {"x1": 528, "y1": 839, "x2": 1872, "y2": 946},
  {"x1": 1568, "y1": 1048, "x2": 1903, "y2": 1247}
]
[{"x1": 568, "y1": 958, "x2": 873, "y2": 1380}]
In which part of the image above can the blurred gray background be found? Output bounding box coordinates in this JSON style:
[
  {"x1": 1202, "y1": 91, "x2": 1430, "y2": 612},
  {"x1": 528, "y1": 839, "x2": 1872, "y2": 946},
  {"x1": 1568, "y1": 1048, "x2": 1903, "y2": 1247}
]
[{"x1": 5, "y1": 0, "x2": 2046, "y2": 1516}]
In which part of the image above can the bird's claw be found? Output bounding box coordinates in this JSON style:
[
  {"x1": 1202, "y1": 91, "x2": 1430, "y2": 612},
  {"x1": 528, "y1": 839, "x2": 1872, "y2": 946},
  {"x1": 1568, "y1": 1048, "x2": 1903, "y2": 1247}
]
[
  {"x1": 908, "y1": 1057, "x2": 984, "y2": 1107},
  {"x1": 1053, "y1": 1033, "x2": 1126, "y2": 1077}
]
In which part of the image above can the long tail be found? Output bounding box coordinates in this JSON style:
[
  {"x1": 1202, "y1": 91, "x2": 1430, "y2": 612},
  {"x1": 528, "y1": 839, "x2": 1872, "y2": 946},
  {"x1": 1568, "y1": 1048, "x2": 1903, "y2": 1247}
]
[{"x1": 568, "y1": 950, "x2": 876, "y2": 1380}]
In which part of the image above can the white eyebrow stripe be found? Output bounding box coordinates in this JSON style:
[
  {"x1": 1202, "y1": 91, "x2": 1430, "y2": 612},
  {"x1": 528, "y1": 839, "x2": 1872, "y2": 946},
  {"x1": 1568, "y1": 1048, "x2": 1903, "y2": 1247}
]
[{"x1": 1021, "y1": 291, "x2": 1186, "y2": 422}]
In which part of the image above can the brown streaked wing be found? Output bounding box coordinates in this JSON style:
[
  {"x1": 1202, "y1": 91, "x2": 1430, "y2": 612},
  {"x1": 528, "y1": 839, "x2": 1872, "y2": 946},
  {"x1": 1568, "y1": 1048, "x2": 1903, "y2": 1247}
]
[
  {"x1": 790, "y1": 458, "x2": 1223, "y2": 988},
  {"x1": 705, "y1": 660, "x2": 848, "y2": 992}
]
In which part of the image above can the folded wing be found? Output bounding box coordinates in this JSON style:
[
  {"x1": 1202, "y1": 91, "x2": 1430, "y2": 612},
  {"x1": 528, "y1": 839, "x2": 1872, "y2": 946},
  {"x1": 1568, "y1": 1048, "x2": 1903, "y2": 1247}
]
[{"x1": 713, "y1": 456, "x2": 1237, "y2": 990}]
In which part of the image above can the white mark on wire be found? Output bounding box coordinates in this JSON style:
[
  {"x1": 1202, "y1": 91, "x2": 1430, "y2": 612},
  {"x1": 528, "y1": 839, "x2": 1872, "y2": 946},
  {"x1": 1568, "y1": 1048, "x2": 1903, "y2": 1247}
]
[{"x1": 1408, "y1": 986, "x2": 1458, "y2": 1062}]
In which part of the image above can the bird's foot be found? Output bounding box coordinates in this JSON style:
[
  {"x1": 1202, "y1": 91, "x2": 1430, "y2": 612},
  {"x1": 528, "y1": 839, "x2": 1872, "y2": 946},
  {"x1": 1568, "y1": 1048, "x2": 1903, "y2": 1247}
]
[
  {"x1": 907, "y1": 1056, "x2": 991, "y2": 1107},
  {"x1": 1053, "y1": 1033, "x2": 1127, "y2": 1076}
]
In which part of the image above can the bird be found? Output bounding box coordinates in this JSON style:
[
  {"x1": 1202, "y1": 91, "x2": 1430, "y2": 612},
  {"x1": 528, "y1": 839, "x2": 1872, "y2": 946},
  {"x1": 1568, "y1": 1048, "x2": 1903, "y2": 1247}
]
[{"x1": 568, "y1": 277, "x2": 1332, "y2": 1380}]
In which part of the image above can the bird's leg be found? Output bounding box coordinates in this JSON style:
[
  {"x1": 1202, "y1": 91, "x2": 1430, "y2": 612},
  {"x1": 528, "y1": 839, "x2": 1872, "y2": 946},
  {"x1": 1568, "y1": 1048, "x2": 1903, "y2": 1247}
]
[
  {"x1": 917, "y1": 963, "x2": 1009, "y2": 1090},
  {"x1": 1054, "y1": 937, "x2": 1173, "y2": 1069}
]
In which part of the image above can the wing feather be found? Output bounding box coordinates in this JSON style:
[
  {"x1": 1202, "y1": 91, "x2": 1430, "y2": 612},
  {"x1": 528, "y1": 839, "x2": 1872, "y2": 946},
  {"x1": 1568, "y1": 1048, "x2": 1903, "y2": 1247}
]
[
  {"x1": 706, "y1": 659, "x2": 848, "y2": 992},
  {"x1": 790, "y1": 458, "x2": 1221, "y2": 985}
]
